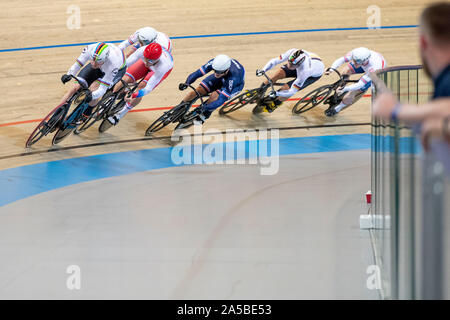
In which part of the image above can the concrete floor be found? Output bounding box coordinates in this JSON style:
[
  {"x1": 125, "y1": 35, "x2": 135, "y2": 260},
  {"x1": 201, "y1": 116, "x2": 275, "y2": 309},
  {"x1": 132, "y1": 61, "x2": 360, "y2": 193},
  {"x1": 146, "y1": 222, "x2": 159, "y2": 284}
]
[{"x1": 0, "y1": 150, "x2": 378, "y2": 299}]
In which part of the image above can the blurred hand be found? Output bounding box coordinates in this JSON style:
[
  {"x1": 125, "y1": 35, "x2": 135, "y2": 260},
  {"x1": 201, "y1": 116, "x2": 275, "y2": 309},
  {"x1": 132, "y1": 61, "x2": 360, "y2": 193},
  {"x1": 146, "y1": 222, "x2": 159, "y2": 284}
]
[
  {"x1": 179, "y1": 83, "x2": 188, "y2": 91},
  {"x1": 336, "y1": 88, "x2": 345, "y2": 96},
  {"x1": 256, "y1": 69, "x2": 264, "y2": 77},
  {"x1": 61, "y1": 74, "x2": 71, "y2": 84},
  {"x1": 420, "y1": 117, "x2": 444, "y2": 152},
  {"x1": 372, "y1": 92, "x2": 398, "y2": 120}
]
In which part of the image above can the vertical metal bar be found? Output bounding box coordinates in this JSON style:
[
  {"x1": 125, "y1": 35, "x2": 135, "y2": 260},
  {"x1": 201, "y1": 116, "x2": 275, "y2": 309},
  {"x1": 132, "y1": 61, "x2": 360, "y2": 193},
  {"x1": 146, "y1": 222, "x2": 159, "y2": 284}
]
[{"x1": 421, "y1": 155, "x2": 444, "y2": 299}]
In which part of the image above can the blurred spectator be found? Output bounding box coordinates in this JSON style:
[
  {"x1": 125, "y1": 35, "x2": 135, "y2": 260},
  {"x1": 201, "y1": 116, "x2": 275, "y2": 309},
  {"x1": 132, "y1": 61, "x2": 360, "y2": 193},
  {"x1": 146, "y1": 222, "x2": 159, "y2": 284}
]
[{"x1": 372, "y1": 2, "x2": 450, "y2": 153}]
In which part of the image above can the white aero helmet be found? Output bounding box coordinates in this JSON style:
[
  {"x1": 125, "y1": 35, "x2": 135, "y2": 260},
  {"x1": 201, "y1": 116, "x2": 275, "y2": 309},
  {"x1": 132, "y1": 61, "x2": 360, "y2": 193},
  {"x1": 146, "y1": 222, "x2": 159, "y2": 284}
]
[
  {"x1": 137, "y1": 27, "x2": 158, "y2": 45},
  {"x1": 91, "y1": 42, "x2": 110, "y2": 63},
  {"x1": 212, "y1": 54, "x2": 232, "y2": 73},
  {"x1": 288, "y1": 49, "x2": 306, "y2": 66},
  {"x1": 351, "y1": 47, "x2": 371, "y2": 65}
]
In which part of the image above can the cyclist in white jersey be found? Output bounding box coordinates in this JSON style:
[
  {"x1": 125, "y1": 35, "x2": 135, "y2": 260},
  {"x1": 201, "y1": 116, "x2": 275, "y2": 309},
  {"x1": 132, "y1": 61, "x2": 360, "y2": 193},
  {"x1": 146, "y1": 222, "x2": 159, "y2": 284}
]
[
  {"x1": 60, "y1": 42, "x2": 127, "y2": 122},
  {"x1": 256, "y1": 48, "x2": 325, "y2": 112},
  {"x1": 118, "y1": 27, "x2": 173, "y2": 57},
  {"x1": 324, "y1": 47, "x2": 387, "y2": 116}
]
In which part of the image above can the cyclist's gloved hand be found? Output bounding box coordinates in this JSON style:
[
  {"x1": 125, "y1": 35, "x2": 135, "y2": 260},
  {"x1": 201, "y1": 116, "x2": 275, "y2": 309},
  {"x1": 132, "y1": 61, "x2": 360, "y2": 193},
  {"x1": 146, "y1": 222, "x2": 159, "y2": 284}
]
[
  {"x1": 268, "y1": 91, "x2": 277, "y2": 99},
  {"x1": 61, "y1": 74, "x2": 72, "y2": 84},
  {"x1": 256, "y1": 69, "x2": 264, "y2": 77},
  {"x1": 84, "y1": 90, "x2": 93, "y2": 103},
  {"x1": 324, "y1": 68, "x2": 331, "y2": 76},
  {"x1": 179, "y1": 83, "x2": 188, "y2": 91},
  {"x1": 131, "y1": 90, "x2": 145, "y2": 99}
]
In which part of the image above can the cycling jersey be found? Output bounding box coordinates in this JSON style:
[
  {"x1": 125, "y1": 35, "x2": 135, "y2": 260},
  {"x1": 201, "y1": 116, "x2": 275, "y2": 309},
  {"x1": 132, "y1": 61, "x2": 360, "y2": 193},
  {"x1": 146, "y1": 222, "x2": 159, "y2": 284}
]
[
  {"x1": 185, "y1": 58, "x2": 246, "y2": 111},
  {"x1": 331, "y1": 49, "x2": 387, "y2": 92},
  {"x1": 126, "y1": 46, "x2": 174, "y2": 98},
  {"x1": 67, "y1": 43, "x2": 126, "y2": 101},
  {"x1": 262, "y1": 48, "x2": 324, "y2": 98}
]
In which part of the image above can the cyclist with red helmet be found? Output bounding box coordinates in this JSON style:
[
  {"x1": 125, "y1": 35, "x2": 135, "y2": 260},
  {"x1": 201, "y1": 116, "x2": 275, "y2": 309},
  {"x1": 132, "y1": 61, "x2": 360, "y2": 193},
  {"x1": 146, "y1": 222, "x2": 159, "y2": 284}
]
[
  {"x1": 102, "y1": 42, "x2": 173, "y2": 129},
  {"x1": 256, "y1": 48, "x2": 324, "y2": 112}
]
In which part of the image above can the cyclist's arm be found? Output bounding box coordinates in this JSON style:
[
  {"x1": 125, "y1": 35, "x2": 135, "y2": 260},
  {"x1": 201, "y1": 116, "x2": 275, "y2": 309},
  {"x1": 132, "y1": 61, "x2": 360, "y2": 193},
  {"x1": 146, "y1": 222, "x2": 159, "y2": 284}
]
[
  {"x1": 91, "y1": 69, "x2": 117, "y2": 101},
  {"x1": 67, "y1": 45, "x2": 91, "y2": 76},
  {"x1": 126, "y1": 46, "x2": 145, "y2": 67},
  {"x1": 262, "y1": 49, "x2": 293, "y2": 72},
  {"x1": 118, "y1": 33, "x2": 138, "y2": 51},
  {"x1": 134, "y1": 64, "x2": 172, "y2": 98},
  {"x1": 341, "y1": 74, "x2": 371, "y2": 93},
  {"x1": 275, "y1": 71, "x2": 308, "y2": 98},
  {"x1": 185, "y1": 59, "x2": 214, "y2": 85},
  {"x1": 330, "y1": 56, "x2": 346, "y2": 70}
]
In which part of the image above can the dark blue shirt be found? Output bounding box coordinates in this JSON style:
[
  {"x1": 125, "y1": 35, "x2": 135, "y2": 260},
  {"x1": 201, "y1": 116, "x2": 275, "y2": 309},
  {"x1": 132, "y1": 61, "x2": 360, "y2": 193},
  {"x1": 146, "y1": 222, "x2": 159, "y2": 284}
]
[
  {"x1": 432, "y1": 64, "x2": 450, "y2": 98},
  {"x1": 186, "y1": 58, "x2": 245, "y2": 111}
]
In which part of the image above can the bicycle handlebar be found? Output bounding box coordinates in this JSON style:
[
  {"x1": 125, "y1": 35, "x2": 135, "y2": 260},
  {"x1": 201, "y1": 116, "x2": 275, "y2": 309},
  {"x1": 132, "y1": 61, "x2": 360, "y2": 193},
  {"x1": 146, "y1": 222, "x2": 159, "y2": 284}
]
[
  {"x1": 69, "y1": 75, "x2": 88, "y2": 90},
  {"x1": 326, "y1": 67, "x2": 342, "y2": 78},
  {"x1": 181, "y1": 83, "x2": 207, "y2": 107},
  {"x1": 259, "y1": 70, "x2": 276, "y2": 93}
]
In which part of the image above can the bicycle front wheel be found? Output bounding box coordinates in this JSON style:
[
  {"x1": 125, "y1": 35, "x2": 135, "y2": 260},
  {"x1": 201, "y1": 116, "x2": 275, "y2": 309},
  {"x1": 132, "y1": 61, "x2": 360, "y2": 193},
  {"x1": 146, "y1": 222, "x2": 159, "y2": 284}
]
[
  {"x1": 145, "y1": 104, "x2": 190, "y2": 135},
  {"x1": 292, "y1": 85, "x2": 332, "y2": 114},
  {"x1": 219, "y1": 89, "x2": 258, "y2": 115},
  {"x1": 25, "y1": 103, "x2": 66, "y2": 148}
]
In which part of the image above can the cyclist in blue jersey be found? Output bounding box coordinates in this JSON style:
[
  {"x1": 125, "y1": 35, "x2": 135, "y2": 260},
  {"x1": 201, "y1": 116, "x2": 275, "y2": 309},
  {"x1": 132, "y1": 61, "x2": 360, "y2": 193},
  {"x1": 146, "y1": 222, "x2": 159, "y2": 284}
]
[{"x1": 178, "y1": 54, "x2": 245, "y2": 124}]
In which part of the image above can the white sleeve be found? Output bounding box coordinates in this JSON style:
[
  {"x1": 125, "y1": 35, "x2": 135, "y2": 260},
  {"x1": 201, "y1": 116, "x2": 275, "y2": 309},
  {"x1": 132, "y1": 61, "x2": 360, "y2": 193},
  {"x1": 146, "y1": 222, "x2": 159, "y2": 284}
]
[
  {"x1": 342, "y1": 74, "x2": 371, "y2": 92},
  {"x1": 262, "y1": 49, "x2": 293, "y2": 72},
  {"x1": 275, "y1": 86, "x2": 298, "y2": 98},
  {"x1": 118, "y1": 33, "x2": 138, "y2": 50},
  {"x1": 126, "y1": 46, "x2": 145, "y2": 67},
  {"x1": 330, "y1": 56, "x2": 346, "y2": 70},
  {"x1": 140, "y1": 65, "x2": 170, "y2": 96},
  {"x1": 91, "y1": 67, "x2": 118, "y2": 100},
  {"x1": 275, "y1": 75, "x2": 306, "y2": 98},
  {"x1": 67, "y1": 46, "x2": 91, "y2": 76}
]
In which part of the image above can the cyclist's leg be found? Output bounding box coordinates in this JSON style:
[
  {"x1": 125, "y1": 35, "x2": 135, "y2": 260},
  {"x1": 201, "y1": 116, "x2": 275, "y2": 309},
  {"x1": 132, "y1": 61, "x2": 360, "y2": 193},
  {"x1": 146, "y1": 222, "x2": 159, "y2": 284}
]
[
  {"x1": 109, "y1": 62, "x2": 149, "y2": 123},
  {"x1": 264, "y1": 66, "x2": 288, "y2": 85},
  {"x1": 59, "y1": 83, "x2": 82, "y2": 106},
  {"x1": 181, "y1": 74, "x2": 214, "y2": 102},
  {"x1": 327, "y1": 63, "x2": 366, "y2": 115},
  {"x1": 67, "y1": 65, "x2": 105, "y2": 120},
  {"x1": 201, "y1": 82, "x2": 245, "y2": 120}
]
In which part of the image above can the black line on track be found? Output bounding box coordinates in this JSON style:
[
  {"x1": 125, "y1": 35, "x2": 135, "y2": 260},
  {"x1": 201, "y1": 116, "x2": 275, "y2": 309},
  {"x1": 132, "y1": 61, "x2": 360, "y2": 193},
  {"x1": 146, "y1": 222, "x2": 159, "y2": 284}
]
[{"x1": 0, "y1": 122, "x2": 370, "y2": 161}]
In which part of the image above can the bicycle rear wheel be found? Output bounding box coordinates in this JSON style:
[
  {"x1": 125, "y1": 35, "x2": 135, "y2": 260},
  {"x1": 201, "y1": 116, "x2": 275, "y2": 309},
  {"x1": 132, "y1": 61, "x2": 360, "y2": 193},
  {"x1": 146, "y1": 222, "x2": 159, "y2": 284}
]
[
  {"x1": 292, "y1": 85, "x2": 332, "y2": 114},
  {"x1": 25, "y1": 103, "x2": 66, "y2": 148},
  {"x1": 219, "y1": 89, "x2": 258, "y2": 115}
]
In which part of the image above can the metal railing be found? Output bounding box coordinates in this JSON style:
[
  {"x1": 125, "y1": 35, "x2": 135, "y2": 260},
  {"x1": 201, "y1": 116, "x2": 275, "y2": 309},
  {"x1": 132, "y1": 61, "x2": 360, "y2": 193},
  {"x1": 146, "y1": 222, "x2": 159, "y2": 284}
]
[{"x1": 371, "y1": 65, "x2": 449, "y2": 299}]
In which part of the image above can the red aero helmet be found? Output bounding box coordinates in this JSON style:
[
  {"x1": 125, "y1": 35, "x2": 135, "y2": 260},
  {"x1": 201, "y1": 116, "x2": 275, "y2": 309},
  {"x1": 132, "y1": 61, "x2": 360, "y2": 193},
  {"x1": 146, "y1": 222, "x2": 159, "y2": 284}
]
[{"x1": 144, "y1": 43, "x2": 162, "y2": 60}]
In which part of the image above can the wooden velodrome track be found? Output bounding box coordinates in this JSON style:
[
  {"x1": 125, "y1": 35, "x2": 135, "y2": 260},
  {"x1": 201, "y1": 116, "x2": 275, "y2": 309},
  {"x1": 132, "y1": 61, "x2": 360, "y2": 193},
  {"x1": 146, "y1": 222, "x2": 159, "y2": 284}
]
[{"x1": 0, "y1": 0, "x2": 433, "y2": 170}]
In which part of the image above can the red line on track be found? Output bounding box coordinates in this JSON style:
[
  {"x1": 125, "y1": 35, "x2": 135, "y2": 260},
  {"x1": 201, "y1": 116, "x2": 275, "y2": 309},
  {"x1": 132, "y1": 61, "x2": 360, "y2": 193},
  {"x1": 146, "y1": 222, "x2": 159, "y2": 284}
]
[{"x1": 0, "y1": 94, "x2": 374, "y2": 128}]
